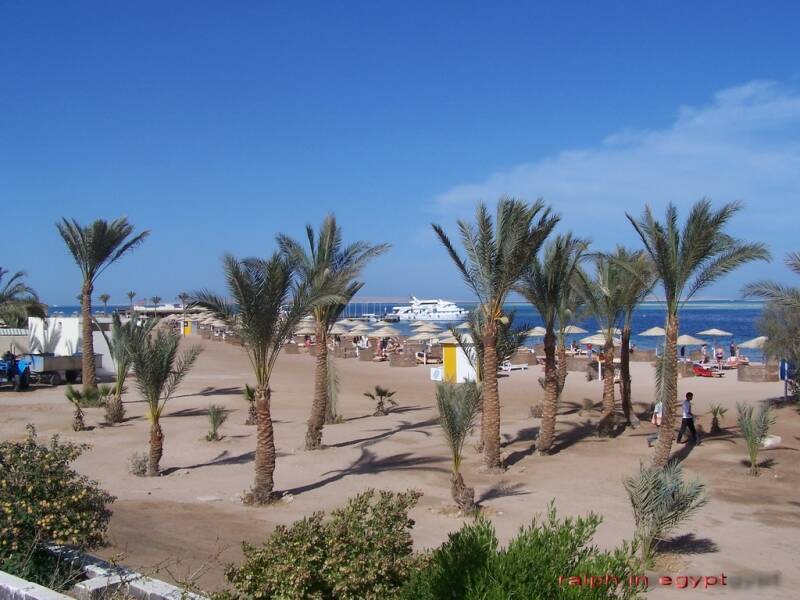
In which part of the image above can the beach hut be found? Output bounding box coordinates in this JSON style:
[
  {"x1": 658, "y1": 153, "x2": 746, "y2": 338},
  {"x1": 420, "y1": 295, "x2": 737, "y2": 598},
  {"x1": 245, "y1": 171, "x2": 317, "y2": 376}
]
[{"x1": 439, "y1": 334, "x2": 476, "y2": 383}]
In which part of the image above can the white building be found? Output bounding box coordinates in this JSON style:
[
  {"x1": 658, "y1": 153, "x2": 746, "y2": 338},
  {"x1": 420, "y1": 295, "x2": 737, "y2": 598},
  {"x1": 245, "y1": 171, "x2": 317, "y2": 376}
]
[{"x1": 27, "y1": 316, "x2": 113, "y2": 372}]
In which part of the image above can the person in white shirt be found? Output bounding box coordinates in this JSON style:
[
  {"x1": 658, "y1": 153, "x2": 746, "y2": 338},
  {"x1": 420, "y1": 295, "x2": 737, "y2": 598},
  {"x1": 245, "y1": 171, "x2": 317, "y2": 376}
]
[{"x1": 676, "y1": 392, "x2": 698, "y2": 444}]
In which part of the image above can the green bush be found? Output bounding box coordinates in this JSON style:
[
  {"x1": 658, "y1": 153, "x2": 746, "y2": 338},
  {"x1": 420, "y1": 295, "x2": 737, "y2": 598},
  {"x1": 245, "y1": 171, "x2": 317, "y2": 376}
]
[
  {"x1": 400, "y1": 503, "x2": 641, "y2": 600},
  {"x1": 0, "y1": 425, "x2": 115, "y2": 585},
  {"x1": 224, "y1": 489, "x2": 421, "y2": 600}
]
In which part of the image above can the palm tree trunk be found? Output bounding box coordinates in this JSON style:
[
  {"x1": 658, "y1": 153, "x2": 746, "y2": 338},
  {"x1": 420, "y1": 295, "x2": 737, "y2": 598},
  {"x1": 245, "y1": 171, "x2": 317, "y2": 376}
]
[
  {"x1": 598, "y1": 340, "x2": 616, "y2": 436},
  {"x1": 81, "y1": 283, "x2": 97, "y2": 390},
  {"x1": 482, "y1": 327, "x2": 502, "y2": 470},
  {"x1": 652, "y1": 315, "x2": 679, "y2": 468},
  {"x1": 538, "y1": 329, "x2": 559, "y2": 454},
  {"x1": 305, "y1": 325, "x2": 328, "y2": 450},
  {"x1": 252, "y1": 385, "x2": 276, "y2": 503},
  {"x1": 147, "y1": 421, "x2": 163, "y2": 476},
  {"x1": 450, "y1": 470, "x2": 476, "y2": 513},
  {"x1": 557, "y1": 342, "x2": 567, "y2": 392},
  {"x1": 620, "y1": 326, "x2": 636, "y2": 427}
]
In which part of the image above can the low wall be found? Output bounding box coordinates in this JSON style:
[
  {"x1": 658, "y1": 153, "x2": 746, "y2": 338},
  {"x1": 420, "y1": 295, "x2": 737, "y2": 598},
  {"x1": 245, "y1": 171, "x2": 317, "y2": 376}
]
[
  {"x1": 1, "y1": 546, "x2": 208, "y2": 600},
  {"x1": 679, "y1": 362, "x2": 696, "y2": 378},
  {"x1": 358, "y1": 347, "x2": 374, "y2": 361},
  {"x1": 738, "y1": 363, "x2": 779, "y2": 382},
  {"x1": 566, "y1": 356, "x2": 590, "y2": 372},
  {"x1": 630, "y1": 349, "x2": 656, "y2": 362}
]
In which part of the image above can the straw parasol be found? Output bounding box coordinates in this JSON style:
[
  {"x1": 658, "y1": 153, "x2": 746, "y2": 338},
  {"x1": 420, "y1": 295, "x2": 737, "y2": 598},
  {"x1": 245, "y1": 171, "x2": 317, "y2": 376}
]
[
  {"x1": 415, "y1": 323, "x2": 442, "y2": 333},
  {"x1": 294, "y1": 324, "x2": 317, "y2": 335},
  {"x1": 525, "y1": 326, "x2": 547, "y2": 337},
  {"x1": 597, "y1": 328, "x2": 622, "y2": 335},
  {"x1": 371, "y1": 325, "x2": 401, "y2": 337},
  {"x1": 349, "y1": 323, "x2": 373, "y2": 334},
  {"x1": 409, "y1": 321, "x2": 429, "y2": 328},
  {"x1": 638, "y1": 326, "x2": 666, "y2": 337},
  {"x1": 580, "y1": 333, "x2": 621, "y2": 346},
  {"x1": 329, "y1": 323, "x2": 351, "y2": 335},
  {"x1": 697, "y1": 328, "x2": 732, "y2": 337},
  {"x1": 676, "y1": 334, "x2": 706, "y2": 346},
  {"x1": 406, "y1": 332, "x2": 436, "y2": 342},
  {"x1": 563, "y1": 325, "x2": 588, "y2": 334},
  {"x1": 436, "y1": 335, "x2": 460, "y2": 345},
  {"x1": 454, "y1": 322, "x2": 472, "y2": 330},
  {"x1": 738, "y1": 336, "x2": 767, "y2": 349}
]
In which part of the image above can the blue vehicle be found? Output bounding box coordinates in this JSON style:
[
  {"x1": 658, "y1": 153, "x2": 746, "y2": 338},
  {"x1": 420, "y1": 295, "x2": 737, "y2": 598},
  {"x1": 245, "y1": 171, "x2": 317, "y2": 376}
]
[{"x1": 0, "y1": 351, "x2": 32, "y2": 391}]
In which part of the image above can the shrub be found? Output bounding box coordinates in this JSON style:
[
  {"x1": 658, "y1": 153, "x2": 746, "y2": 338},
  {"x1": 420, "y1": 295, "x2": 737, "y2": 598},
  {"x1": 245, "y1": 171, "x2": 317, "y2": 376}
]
[
  {"x1": 206, "y1": 404, "x2": 228, "y2": 441},
  {"x1": 737, "y1": 402, "x2": 776, "y2": 475},
  {"x1": 0, "y1": 425, "x2": 115, "y2": 586},
  {"x1": 128, "y1": 452, "x2": 148, "y2": 477},
  {"x1": 530, "y1": 403, "x2": 544, "y2": 418},
  {"x1": 708, "y1": 404, "x2": 728, "y2": 434},
  {"x1": 581, "y1": 398, "x2": 595, "y2": 415},
  {"x1": 224, "y1": 489, "x2": 421, "y2": 600},
  {"x1": 364, "y1": 385, "x2": 398, "y2": 416},
  {"x1": 623, "y1": 461, "x2": 707, "y2": 565},
  {"x1": 400, "y1": 503, "x2": 640, "y2": 599}
]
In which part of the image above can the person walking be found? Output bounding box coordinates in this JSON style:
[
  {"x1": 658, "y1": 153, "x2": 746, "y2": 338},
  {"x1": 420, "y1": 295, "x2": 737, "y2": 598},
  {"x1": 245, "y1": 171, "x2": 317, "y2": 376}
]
[{"x1": 676, "y1": 392, "x2": 698, "y2": 444}]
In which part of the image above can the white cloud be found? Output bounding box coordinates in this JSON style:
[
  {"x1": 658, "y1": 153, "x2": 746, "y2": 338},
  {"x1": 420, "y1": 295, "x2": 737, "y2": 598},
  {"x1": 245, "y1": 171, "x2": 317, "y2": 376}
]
[
  {"x1": 430, "y1": 80, "x2": 800, "y2": 294},
  {"x1": 434, "y1": 80, "x2": 800, "y2": 229}
]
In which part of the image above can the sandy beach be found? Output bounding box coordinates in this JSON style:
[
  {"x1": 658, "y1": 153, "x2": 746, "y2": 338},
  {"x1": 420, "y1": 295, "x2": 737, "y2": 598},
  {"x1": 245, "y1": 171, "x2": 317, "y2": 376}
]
[{"x1": 1, "y1": 338, "x2": 797, "y2": 599}]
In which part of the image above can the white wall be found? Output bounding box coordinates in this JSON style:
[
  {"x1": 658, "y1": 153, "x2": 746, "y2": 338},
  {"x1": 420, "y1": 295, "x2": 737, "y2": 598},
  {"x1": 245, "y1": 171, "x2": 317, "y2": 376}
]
[
  {"x1": 27, "y1": 317, "x2": 114, "y2": 372},
  {"x1": 455, "y1": 344, "x2": 477, "y2": 383}
]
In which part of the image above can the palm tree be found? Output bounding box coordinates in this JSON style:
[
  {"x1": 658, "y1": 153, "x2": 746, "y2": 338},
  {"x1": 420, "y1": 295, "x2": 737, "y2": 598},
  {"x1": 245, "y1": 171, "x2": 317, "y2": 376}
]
[
  {"x1": 129, "y1": 328, "x2": 202, "y2": 476},
  {"x1": 277, "y1": 215, "x2": 389, "y2": 450},
  {"x1": 126, "y1": 291, "x2": 136, "y2": 314},
  {"x1": 516, "y1": 234, "x2": 586, "y2": 453},
  {"x1": 0, "y1": 267, "x2": 46, "y2": 327},
  {"x1": 95, "y1": 313, "x2": 157, "y2": 424},
  {"x1": 627, "y1": 200, "x2": 769, "y2": 467},
  {"x1": 98, "y1": 294, "x2": 111, "y2": 315},
  {"x1": 364, "y1": 385, "x2": 398, "y2": 416},
  {"x1": 193, "y1": 253, "x2": 338, "y2": 503},
  {"x1": 150, "y1": 296, "x2": 162, "y2": 318},
  {"x1": 433, "y1": 198, "x2": 558, "y2": 469},
  {"x1": 744, "y1": 251, "x2": 800, "y2": 309},
  {"x1": 56, "y1": 217, "x2": 149, "y2": 389},
  {"x1": 575, "y1": 254, "x2": 625, "y2": 436},
  {"x1": 436, "y1": 381, "x2": 482, "y2": 513},
  {"x1": 610, "y1": 247, "x2": 656, "y2": 428},
  {"x1": 555, "y1": 285, "x2": 586, "y2": 393}
]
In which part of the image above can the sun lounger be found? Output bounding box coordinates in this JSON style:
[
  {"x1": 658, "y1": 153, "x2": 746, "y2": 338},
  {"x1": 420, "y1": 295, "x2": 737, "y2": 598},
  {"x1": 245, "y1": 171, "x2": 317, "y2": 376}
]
[
  {"x1": 693, "y1": 364, "x2": 724, "y2": 378},
  {"x1": 501, "y1": 360, "x2": 528, "y2": 373}
]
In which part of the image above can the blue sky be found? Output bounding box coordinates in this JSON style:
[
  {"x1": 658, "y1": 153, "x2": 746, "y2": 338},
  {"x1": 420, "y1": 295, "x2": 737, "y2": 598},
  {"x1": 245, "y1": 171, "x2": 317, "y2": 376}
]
[{"x1": 2, "y1": 1, "x2": 799, "y2": 304}]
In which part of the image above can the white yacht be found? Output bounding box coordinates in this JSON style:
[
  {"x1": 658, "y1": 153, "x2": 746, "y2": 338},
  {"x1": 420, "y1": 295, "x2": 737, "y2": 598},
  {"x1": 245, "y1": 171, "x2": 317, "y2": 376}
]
[{"x1": 387, "y1": 297, "x2": 469, "y2": 321}]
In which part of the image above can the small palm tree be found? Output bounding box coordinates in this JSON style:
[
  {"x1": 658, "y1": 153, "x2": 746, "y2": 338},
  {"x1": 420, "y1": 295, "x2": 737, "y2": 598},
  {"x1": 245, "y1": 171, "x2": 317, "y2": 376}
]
[
  {"x1": 194, "y1": 253, "x2": 337, "y2": 503},
  {"x1": 737, "y1": 402, "x2": 776, "y2": 476},
  {"x1": 150, "y1": 296, "x2": 162, "y2": 318},
  {"x1": 98, "y1": 294, "x2": 111, "y2": 314},
  {"x1": 57, "y1": 217, "x2": 149, "y2": 389},
  {"x1": 436, "y1": 381, "x2": 482, "y2": 513},
  {"x1": 126, "y1": 291, "x2": 136, "y2": 314},
  {"x1": 64, "y1": 384, "x2": 101, "y2": 431},
  {"x1": 709, "y1": 404, "x2": 728, "y2": 434},
  {"x1": 242, "y1": 383, "x2": 257, "y2": 425},
  {"x1": 575, "y1": 255, "x2": 625, "y2": 436},
  {"x1": 623, "y1": 461, "x2": 708, "y2": 565},
  {"x1": 627, "y1": 201, "x2": 769, "y2": 467},
  {"x1": 516, "y1": 233, "x2": 586, "y2": 454},
  {"x1": 278, "y1": 215, "x2": 389, "y2": 449},
  {"x1": 129, "y1": 329, "x2": 202, "y2": 476},
  {"x1": 0, "y1": 267, "x2": 46, "y2": 327},
  {"x1": 433, "y1": 198, "x2": 559, "y2": 469},
  {"x1": 95, "y1": 313, "x2": 157, "y2": 424},
  {"x1": 206, "y1": 404, "x2": 228, "y2": 441},
  {"x1": 364, "y1": 385, "x2": 398, "y2": 416},
  {"x1": 610, "y1": 247, "x2": 656, "y2": 428}
]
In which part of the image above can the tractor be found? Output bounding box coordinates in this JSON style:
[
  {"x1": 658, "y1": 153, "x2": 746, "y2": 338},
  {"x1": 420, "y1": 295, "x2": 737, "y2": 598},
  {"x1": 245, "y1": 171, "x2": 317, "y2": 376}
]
[{"x1": 0, "y1": 351, "x2": 32, "y2": 391}]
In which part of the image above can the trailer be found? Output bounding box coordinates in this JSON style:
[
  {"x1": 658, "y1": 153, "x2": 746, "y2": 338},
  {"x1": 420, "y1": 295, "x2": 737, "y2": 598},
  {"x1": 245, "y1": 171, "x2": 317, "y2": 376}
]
[{"x1": 25, "y1": 354, "x2": 102, "y2": 386}]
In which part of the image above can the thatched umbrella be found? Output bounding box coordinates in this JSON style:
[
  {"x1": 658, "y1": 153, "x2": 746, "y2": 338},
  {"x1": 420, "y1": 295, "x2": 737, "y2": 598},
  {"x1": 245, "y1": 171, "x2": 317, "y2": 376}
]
[{"x1": 738, "y1": 336, "x2": 767, "y2": 349}]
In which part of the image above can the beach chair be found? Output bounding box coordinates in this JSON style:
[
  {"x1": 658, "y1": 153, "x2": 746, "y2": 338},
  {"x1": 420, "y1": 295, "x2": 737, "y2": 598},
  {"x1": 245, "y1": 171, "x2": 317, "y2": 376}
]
[
  {"x1": 693, "y1": 364, "x2": 724, "y2": 378},
  {"x1": 500, "y1": 360, "x2": 528, "y2": 373}
]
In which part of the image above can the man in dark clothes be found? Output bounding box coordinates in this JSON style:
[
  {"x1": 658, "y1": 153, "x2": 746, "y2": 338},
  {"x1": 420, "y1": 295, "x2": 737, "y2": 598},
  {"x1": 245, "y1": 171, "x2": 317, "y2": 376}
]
[{"x1": 676, "y1": 392, "x2": 698, "y2": 444}]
